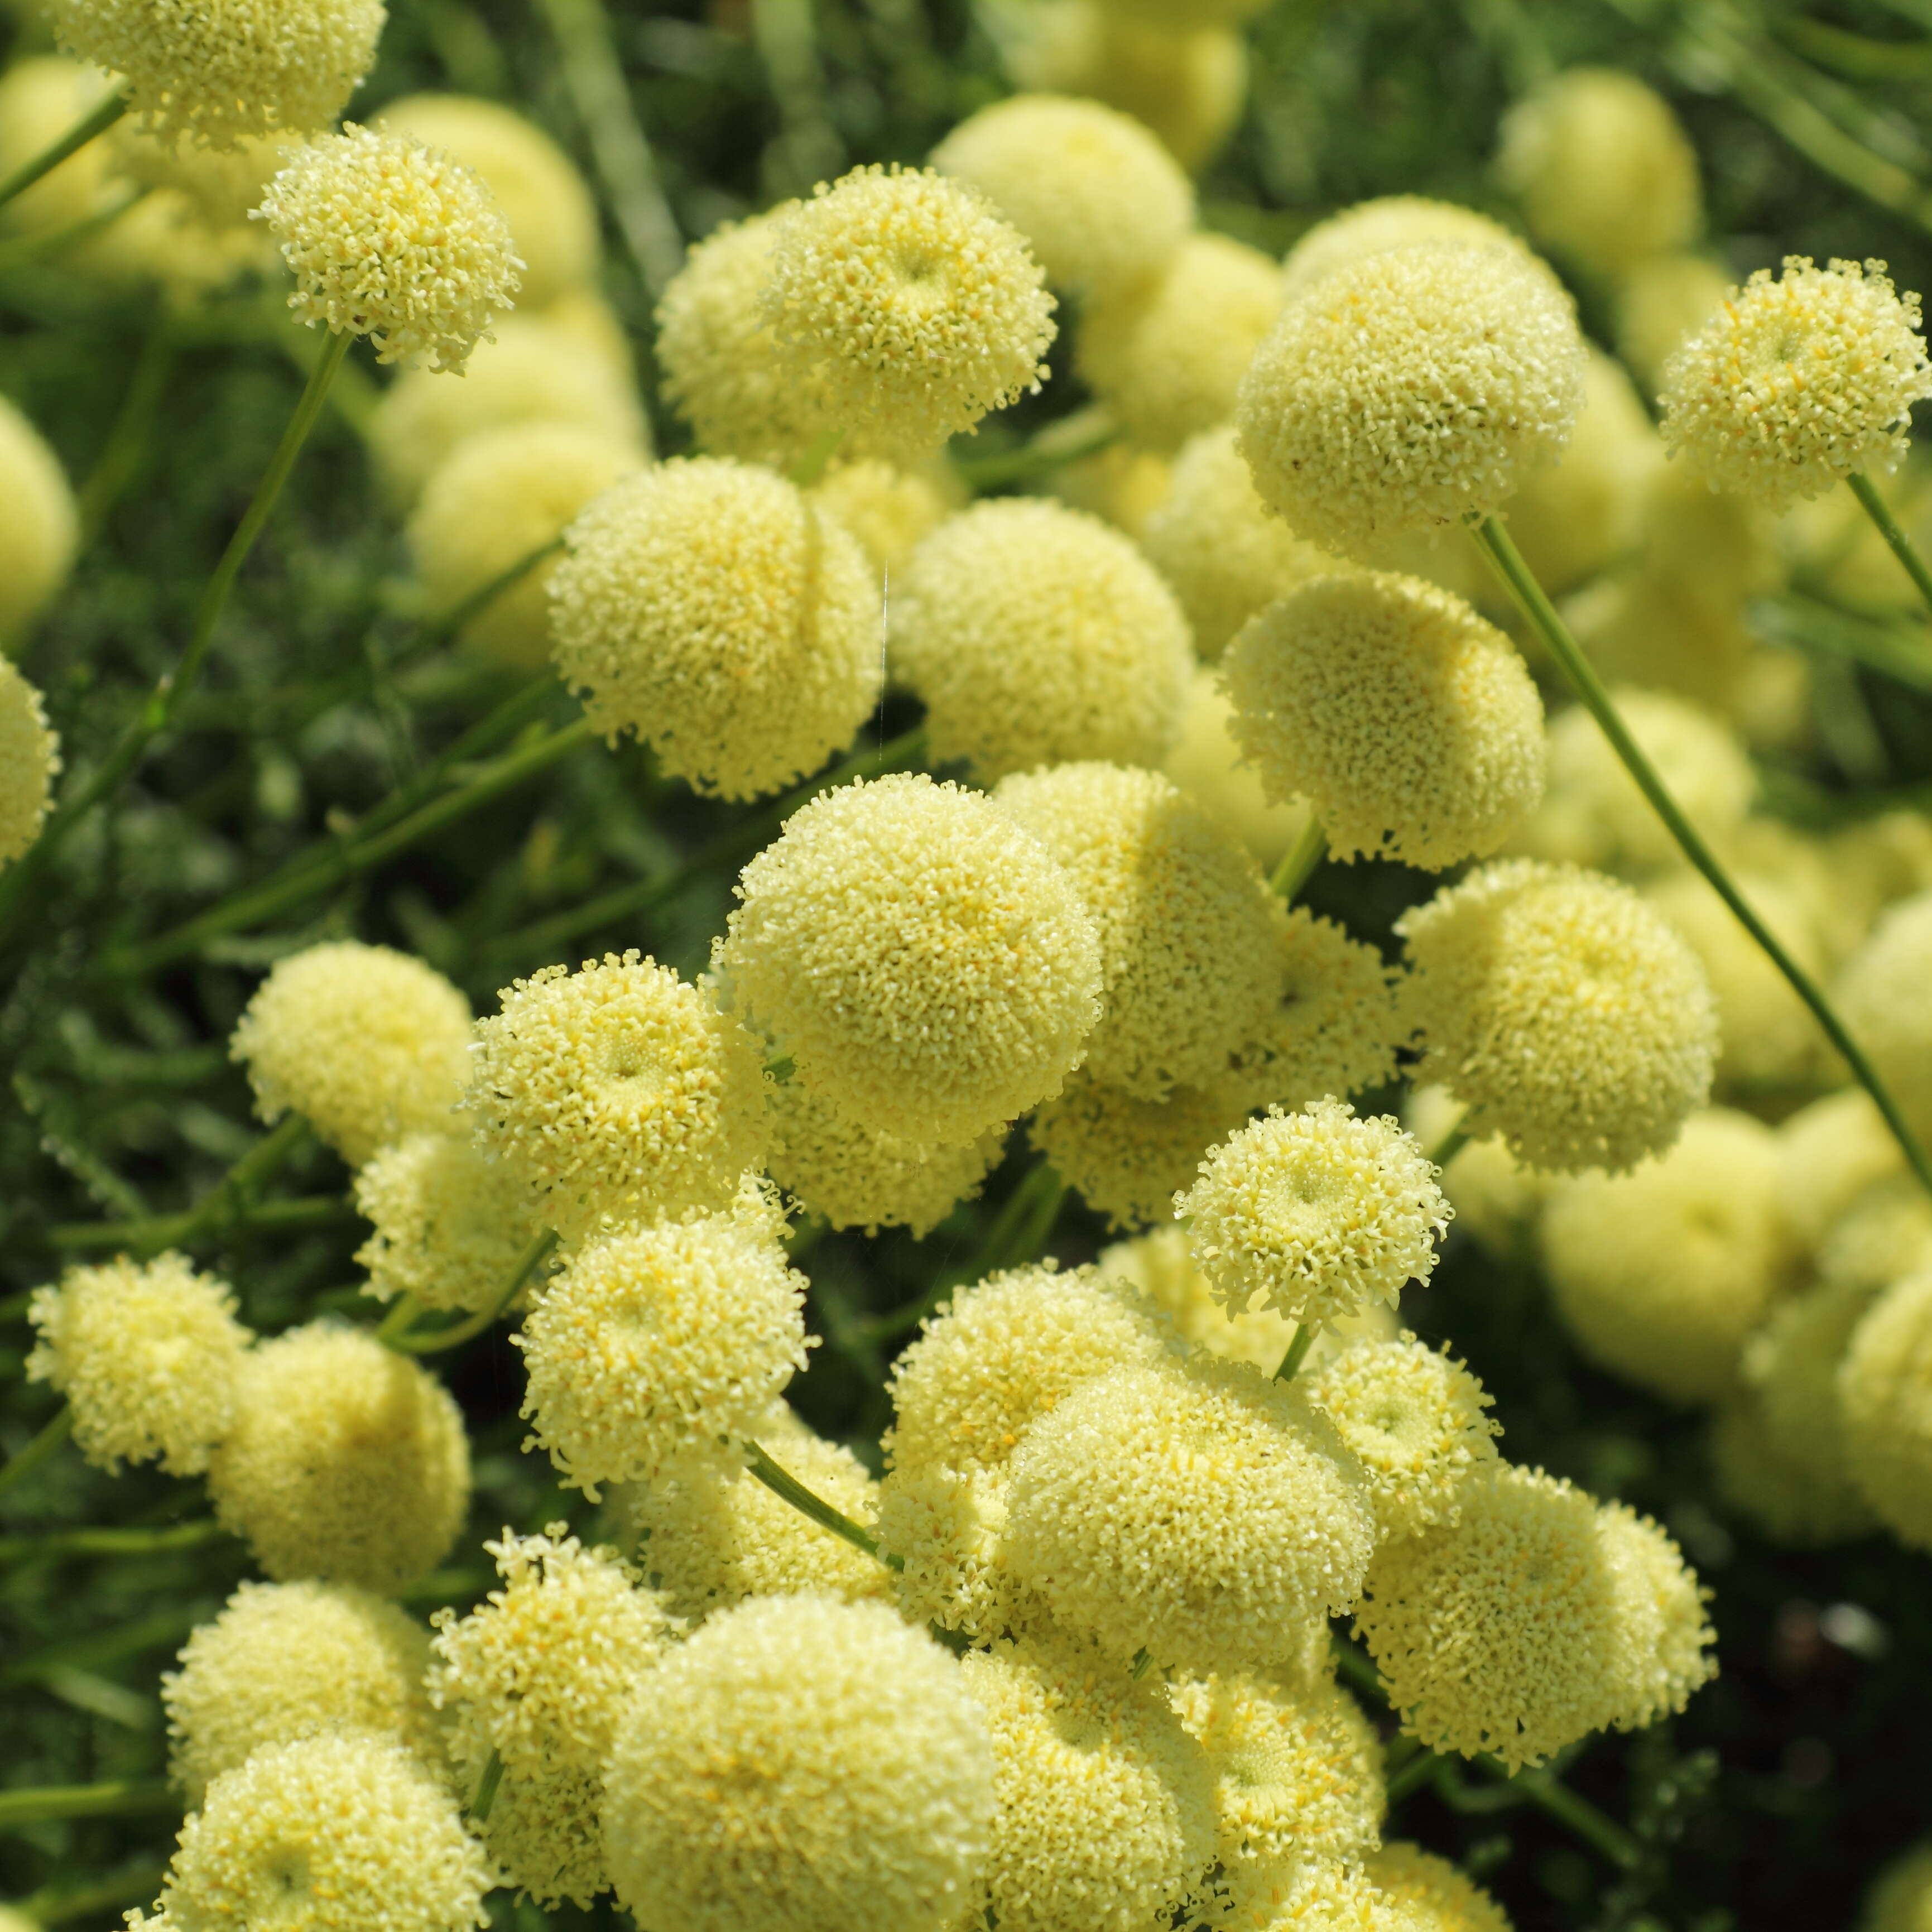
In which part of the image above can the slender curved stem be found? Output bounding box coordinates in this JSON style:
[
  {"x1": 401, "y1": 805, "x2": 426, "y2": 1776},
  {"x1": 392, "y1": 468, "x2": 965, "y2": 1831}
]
[
  {"x1": 953, "y1": 418, "x2": 1121, "y2": 490},
  {"x1": 1273, "y1": 1323, "x2": 1315, "y2": 1382},
  {"x1": 1469, "y1": 512, "x2": 1932, "y2": 1202},
  {"x1": 1270, "y1": 817, "x2": 1327, "y2": 901},
  {"x1": 1847, "y1": 471, "x2": 1932, "y2": 618},
  {"x1": 123, "y1": 1113, "x2": 313, "y2": 1259},
  {"x1": 790, "y1": 429, "x2": 847, "y2": 488},
  {"x1": 470, "y1": 1749, "x2": 506, "y2": 1822},
  {"x1": 1429, "y1": 1122, "x2": 1470, "y2": 1170},
  {"x1": 743, "y1": 1440, "x2": 900, "y2": 1568},
  {"x1": 1383, "y1": 1747, "x2": 1439, "y2": 1804},
  {"x1": 1511, "y1": 1761, "x2": 1645, "y2": 1871},
  {"x1": 374, "y1": 1293, "x2": 423, "y2": 1344},
  {"x1": 46, "y1": 1194, "x2": 346, "y2": 1253},
  {"x1": 0, "y1": 1406, "x2": 75, "y2": 1499},
  {"x1": 429, "y1": 534, "x2": 566, "y2": 646},
  {"x1": 0, "y1": 1778, "x2": 175, "y2": 1832},
  {"x1": 0, "y1": 331, "x2": 351, "y2": 947},
  {"x1": 0, "y1": 89, "x2": 127, "y2": 212},
  {"x1": 387, "y1": 1231, "x2": 560, "y2": 1354},
  {"x1": 80, "y1": 311, "x2": 177, "y2": 544},
  {"x1": 0, "y1": 1520, "x2": 228, "y2": 1564}
]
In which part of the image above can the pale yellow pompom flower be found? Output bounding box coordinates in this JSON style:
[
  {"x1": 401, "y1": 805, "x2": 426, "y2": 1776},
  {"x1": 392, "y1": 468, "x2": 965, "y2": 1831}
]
[
  {"x1": 884, "y1": 1260, "x2": 1171, "y2": 1479},
  {"x1": 206, "y1": 1322, "x2": 470, "y2": 1592},
  {"x1": 1354, "y1": 1462, "x2": 1619, "y2": 1772},
  {"x1": 716, "y1": 774, "x2": 1103, "y2": 1147},
  {"x1": 654, "y1": 212, "x2": 835, "y2": 468},
  {"x1": 429, "y1": 1526, "x2": 677, "y2": 1908},
  {"x1": 931, "y1": 93, "x2": 1193, "y2": 296},
  {"x1": 1496, "y1": 68, "x2": 1702, "y2": 278},
  {"x1": 1238, "y1": 241, "x2": 1585, "y2": 558},
  {"x1": 0, "y1": 657, "x2": 61, "y2": 869},
  {"x1": 1518, "y1": 688, "x2": 1756, "y2": 879},
  {"x1": 759, "y1": 164, "x2": 1055, "y2": 458},
  {"x1": 1617, "y1": 251, "x2": 1733, "y2": 395},
  {"x1": 959, "y1": 1626, "x2": 1216, "y2": 1932},
  {"x1": 230, "y1": 940, "x2": 472, "y2": 1167},
  {"x1": 766, "y1": 1078, "x2": 1002, "y2": 1238},
  {"x1": 1164, "y1": 666, "x2": 1313, "y2": 869},
  {"x1": 626, "y1": 1407, "x2": 891, "y2": 1618},
  {"x1": 138, "y1": 1733, "x2": 492, "y2": 1932},
  {"x1": 406, "y1": 421, "x2": 641, "y2": 670},
  {"x1": 1178, "y1": 1099, "x2": 1450, "y2": 1333},
  {"x1": 377, "y1": 94, "x2": 597, "y2": 310},
  {"x1": 465, "y1": 950, "x2": 768, "y2": 1244},
  {"x1": 515, "y1": 1181, "x2": 809, "y2": 1497},
  {"x1": 550, "y1": 458, "x2": 880, "y2": 800},
  {"x1": 809, "y1": 456, "x2": 955, "y2": 575},
  {"x1": 0, "y1": 394, "x2": 78, "y2": 647},
  {"x1": 52, "y1": 0, "x2": 383, "y2": 148},
  {"x1": 1776, "y1": 1088, "x2": 1904, "y2": 1257},
  {"x1": 1171, "y1": 1667, "x2": 1383, "y2": 1885},
  {"x1": 1078, "y1": 231, "x2": 1283, "y2": 455},
  {"x1": 603, "y1": 1594, "x2": 996, "y2": 1932},
  {"x1": 372, "y1": 310, "x2": 647, "y2": 507},
  {"x1": 888, "y1": 498, "x2": 1193, "y2": 782},
  {"x1": 258, "y1": 126, "x2": 522, "y2": 372},
  {"x1": 1661, "y1": 257, "x2": 1932, "y2": 511},
  {"x1": 1838, "y1": 890, "x2": 1932, "y2": 1143},
  {"x1": 876, "y1": 1458, "x2": 1029, "y2": 1642},
  {"x1": 353, "y1": 1131, "x2": 542, "y2": 1313},
  {"x1": 1302, "y1": 1335, "x2": 1502, "y2": 1540},
  {"x1": 163, "y1": 1579, "x2": 438, "y2": 1805},
  {"x1": 1540, "y1": 1108, "x2": 1792, "y2": 1402},
  {"x1": 1005, "y1": 1353, "x2": 1376, "y2": 1674},
  {"x1": 1397, "y1": 859, "x2": 1718, "y2": 1172},
  {"x1": 1222, "y1": 571, "x2": 1546, "y2": 871},
  {"x1": 1366, "y1": 1843, "x2": 1514, "y2": 1932},
  {"x1": 1142, "y1": 425, "x2": 1335, "y2": 660},
  {"x1": 1281, "y1": 194, "x2": 1530, "y2": 302},
  {"x1": 1594, "y1": 1500, "x2": 1718, "y2": 1732},
  {"x1": 1822, "y1": 1174, "x2": 1932, "y2": 1296},
  {"x1": 994, "y1": 762, "x2": 1288, "y2": 1099},
  {"x1": 1840, "y1": 1267, "x2": 1932, "y2": 1550},
  {"x1": 1029, "y1": 1071, "x2": 1251, "y2": 1233},
  {"x1": 26, "y1": 1252, "x2": 249, "y2": 1476}
]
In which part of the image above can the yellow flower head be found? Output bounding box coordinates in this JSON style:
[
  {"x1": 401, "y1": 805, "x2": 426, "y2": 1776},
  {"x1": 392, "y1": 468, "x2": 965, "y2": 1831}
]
[
  {"x1": 514, "y1": 1180, "x2": 809, "y2": 1497},
  {"x1": 1839, "y1": 1267, "x2": 1932, "y2": 1551},
  {"x1": 549, "y1": 458, "x2": 880, "y2": 800},
  {"x1": 1397, "y1": 859, "x2": 1718, "y2": 1172},
  {"x1": 1661, "y1": 257, "x2": 1932, "y2": 510},
  {"x1": 959, "y1": 1626, "x2": 1217, "y2": 1932},
  {"x1": 163, "y1": 1579, "x2": 438, "y2": 1805},
  {"x1": 717, "y1": 774, "x2": 1103, "y2": 1147},
  {"x1": 759, "y1": 164, "x2": 1055, "y2": 458},
  {"x1": 230, "y1": 940, "x2": 473, "y2": 1167},
  {"x1": 1222, "y1": 570, "x2": 1546, "y2": 871},
  {"x1": 0, "y1": 395, "x2": 78, "y2": 647},
  {"x1": 1238, "y1": 241, "x2": 1585, "y2": 558},
  {"x1": 1005, "y1": 1353, "x2": 1376, "y2": 1674},
  {"x1": 1178, "y1": 1099, "x2": 1450, "y2": 1332},
  {"x1": 931, "y1": 93, "x2": 1193, "y2": 296},
  {"x1": 27, "y1": 1251, "x2": 250, "y2": 1476},
  {"x1": 603, "y1": 1594, "x2": 996, "y2": 1932},
  {"x1": 466, "y1": 950, "x2": 769, "y2": 1244},
  {"x1": 890, "y1": 499, "x2": 1193, "y2": 782},
  {"x1": 52, "y1": 0, "x2": 385, "y2": 148},
  {"x1": 206, "y1": 1321, "x2": 470, "y2": 1593},
  {"x1": 1838, "y1": 890, "x2": 1932, "y2": 1145},
  {"x1": 258, "y1": 125, "x2": 522, "y2": 371},
  {"x1": 1282, "y1": 194, "x2": 1531, "y2": 302}
]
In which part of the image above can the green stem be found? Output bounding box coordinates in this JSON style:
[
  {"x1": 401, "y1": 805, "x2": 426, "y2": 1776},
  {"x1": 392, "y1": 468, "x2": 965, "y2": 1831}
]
[
  {"x1": 1002, "y1": 1165, "x2": 1066, "y2": 1268},
  {"x1": 1269, "y1": 817, "x2": 1327, "y2": 900},
  {"x1": 128, "y1": 1113, "x2": 312, "y2": 1259},
  {"x1": 1469, "y1": 512, "x2": 1932, "y2": 1202},
  {"x1": 0, "y1": 185, "x2": 148, "y2": 274},
  {"x1": 1384, "y1": 1746, "x2": 1440, "y2": 1805},
  {"x1": 470, "y1": 1748, "x2": 506, "y2": 1822},
  {"x1": 0, "y1": 89, "x2": 128, "y2": 212},
  {"x1": 0, "y1": 331, "x2": 352, "y2": 946},
  {"x1": 1510, "y1": 1762, "x2": 1645, "y2": 1871},
  {"x1": 953, "y1": 419, "x2": 1121, "y2": 490},
  {"x1": 1847, "y1": 471, "x2": 1932, "y2": 619},
  {"x1": 0, "y1": 1406, "x2": 75, "y2": 1498},
  {"x1": 743, "y1": 1440, "x2": 901, "y2": 1567},
  {"x1": 1429, "y1": 1122, "x2": 1470, "y2": 1170},
  {"x1": 22, "y1": 1854, "x2": 169, "y2": 1926},
  {"x1": 0, "y1": 1779, "x2": 175, "y2": 1831},
  {"x1": 374, "y1": 1293, "x2": 423, "y2": 1344},
  {"x1": 1129, "y1": 1647, "x2": 1154, "y2": 1680},
  {"x1": 0, "y1": 1519, "x2": 228, "y2": 1564},
  {"x1": 429, "y1": 534, "x2": 567, "y2": 647},
  {"x1": 387, "y1": 1230, "x2": 560, "y2": 1354},
  {"x1": 79, "y1": 313, "x2": 177, "y2": 545},
  {"x1": 476, "y1": 722, "x2": 927, "y2": 969},
  {"x1": 1273, "y1": 1322, "x2": 1315, "y2": 1382},
  {"x1": 45, "y1": 1193, "x2": 347, "y2": 1253},
  {"x1": 791, "y1": 429, "x2": 847, "y2": 489}
]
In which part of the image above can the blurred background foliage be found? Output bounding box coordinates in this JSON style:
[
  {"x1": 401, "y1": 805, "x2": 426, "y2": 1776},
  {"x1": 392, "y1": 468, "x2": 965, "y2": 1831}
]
[{"x1": 7, "y1": 0, "x2": 1932, "y2": 1928}]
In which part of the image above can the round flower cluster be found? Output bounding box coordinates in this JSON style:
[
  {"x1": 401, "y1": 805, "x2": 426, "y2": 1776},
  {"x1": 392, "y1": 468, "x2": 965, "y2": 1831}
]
[
  {"x1": 1178, "y1": 1099, "x2": 1450, "y2": 1332},
  {"x1": 1281, "y1": 194, "x2": 1530, "y2": 301},
  {"x1": 1219, "y1": 570, "x2": 1546, "y2": 870},
  {"x1": 258, "y1": 126, "x2": 523, "y2": 371},
  {"x1": 1661, "y1": 257, "x2": 1932, "y2": 510},
  {"x1": 717, "y1": 775, "x2": 1103, "y2": 1146},
  {"x1": 0, "y1": 395, "x2": 78, "y2": 647},
  {"x1": 758, "y1": 164, "x2": 1055, "y2": 458}
]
